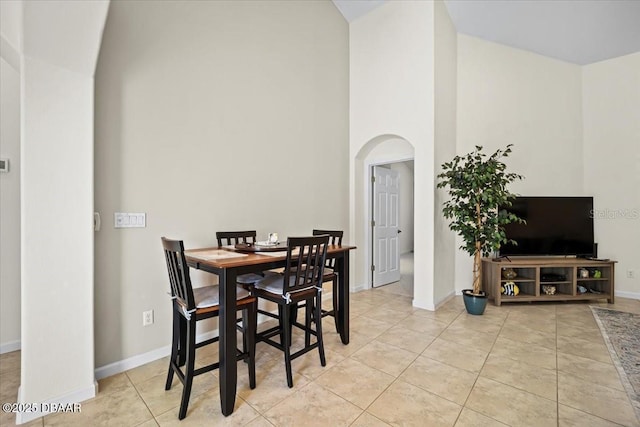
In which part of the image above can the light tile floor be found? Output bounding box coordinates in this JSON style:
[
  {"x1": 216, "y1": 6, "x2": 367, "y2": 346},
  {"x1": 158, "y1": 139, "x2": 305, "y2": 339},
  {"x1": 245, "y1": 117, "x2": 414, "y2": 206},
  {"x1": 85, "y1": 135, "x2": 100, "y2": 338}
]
[{"x1": 1, "y1": 289, "x2": 639, "y2": 426}]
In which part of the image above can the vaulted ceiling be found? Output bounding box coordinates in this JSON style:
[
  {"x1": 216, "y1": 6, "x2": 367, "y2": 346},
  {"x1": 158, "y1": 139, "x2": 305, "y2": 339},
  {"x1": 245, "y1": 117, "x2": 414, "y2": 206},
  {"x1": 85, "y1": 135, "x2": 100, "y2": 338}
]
[{"x1": 332, "y1": 0, "x2": 640, "y2": 65}]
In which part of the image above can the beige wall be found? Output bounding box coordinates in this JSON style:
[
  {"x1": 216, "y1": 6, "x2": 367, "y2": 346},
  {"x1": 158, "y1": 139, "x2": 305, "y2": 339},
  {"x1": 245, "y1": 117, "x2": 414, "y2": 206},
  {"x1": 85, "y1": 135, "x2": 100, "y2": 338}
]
[
  {"x1": 20, "y1": 55, "x2": 97, "y2": 413},
  {"x1": 0, "y1": 0, "x2": 22, "y2": 355},
  {"x1": 457, "y1": 35, "x2": 584, "y2": 195},
  {"x1": 433, "y1": 0, "x2": 457, "y2": 305},
  {"x1": 455, "y1": 35, "x2": 584, "y2": 291},
  {"x1": 17, "y1": 1, "x2": 107, "y2": 421},
  {"x1": 94, "y1": 0, "x2": 349, "y2": 368},
  {"x1": 350, "y1": 0, "x2": 436, "y2": 309},
  {"x1": 583, "y1": 53, "x2": 640, "y2": 297},
  {"x1": 0, "y1": 56, "x2": 21, "y2": 352},
  {"x1": 0, "y1": 0, "x2": 22, "y2": 54}
]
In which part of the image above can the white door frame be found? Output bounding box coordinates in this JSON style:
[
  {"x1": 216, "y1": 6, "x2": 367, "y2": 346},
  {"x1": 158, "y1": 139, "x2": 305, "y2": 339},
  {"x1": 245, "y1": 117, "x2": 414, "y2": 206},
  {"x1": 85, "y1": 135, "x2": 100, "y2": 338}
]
[{"x1": 364, "y1": 155, "x2": 414, "y2": 289}]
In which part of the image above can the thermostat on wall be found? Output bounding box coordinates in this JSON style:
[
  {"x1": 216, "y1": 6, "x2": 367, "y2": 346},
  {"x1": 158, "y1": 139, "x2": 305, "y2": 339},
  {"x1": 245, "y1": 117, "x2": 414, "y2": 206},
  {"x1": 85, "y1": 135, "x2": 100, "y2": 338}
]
[{"x1": 0, "y1": 158, "x2": 8, "y2": 172}]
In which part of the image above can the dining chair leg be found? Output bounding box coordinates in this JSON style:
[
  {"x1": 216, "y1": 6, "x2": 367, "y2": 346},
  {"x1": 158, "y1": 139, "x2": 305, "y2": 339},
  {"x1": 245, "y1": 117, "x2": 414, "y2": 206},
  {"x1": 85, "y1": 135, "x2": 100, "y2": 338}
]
[
  {"x1": 178, "y1": 318, "x2": 197, "y2": 420},
  {"x1": 277, "y1": 306, "x2": 285, "y2": 347},
  {"x1": 288, "y1": 305, "x2": 297, "y2": 345},
  {"x1": 291, "y1": 302, "x2": 299, "y2": 325},
  {"x1": 281, "y1": 305, "x2": 294, "y2": 388},
  {"x1": 305, "y1": 298, "x2": 312, "y2": 348},
  {"x1": 315, "y1": 292, "x2": 326, "y2": 367},
  {"x1": 241, "y1": 310, "x2": 249, "y2": 364},
  {"x1": 332, "y1": 276, "x2": 340, "y2": 333},
  {"x1": 166, "y1": 305, "x2": 180, "y2": 390},
  {"x1": 246, "y1": 302, "x2": 257, "y2": 389},
  {"x1": 178, "y1": 314, "x2": 187, "y2": 367}
]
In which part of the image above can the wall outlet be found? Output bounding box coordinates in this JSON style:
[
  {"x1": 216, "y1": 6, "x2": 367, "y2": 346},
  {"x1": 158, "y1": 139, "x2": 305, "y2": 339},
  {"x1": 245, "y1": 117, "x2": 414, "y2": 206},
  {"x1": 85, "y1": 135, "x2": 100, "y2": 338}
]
[
  {"x1": 627, "y1": 269, "x2": 635, "y2": 279},
  {"x1": 143, "y1": 310, "x2": 154, "y2": 326}
]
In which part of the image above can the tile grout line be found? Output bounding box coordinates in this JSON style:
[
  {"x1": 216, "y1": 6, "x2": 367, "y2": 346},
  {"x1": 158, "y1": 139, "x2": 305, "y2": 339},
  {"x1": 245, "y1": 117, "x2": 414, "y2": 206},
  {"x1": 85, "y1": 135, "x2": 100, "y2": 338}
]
[
  {"x1": 124, "y1": 369, "x2": 163, "y2": 426},
  {"x1": 556, "y1": 305, "x2": 635, "y2": 427},
  {"x1": 347, "y1": 309, "x2": 446, "y2": 424},
  {"x1": 334, "y1": 292, "x2": 455, "y2": 424},
  {"x1": 453, "y1": 305, "x2": 510, "y2": 426}
]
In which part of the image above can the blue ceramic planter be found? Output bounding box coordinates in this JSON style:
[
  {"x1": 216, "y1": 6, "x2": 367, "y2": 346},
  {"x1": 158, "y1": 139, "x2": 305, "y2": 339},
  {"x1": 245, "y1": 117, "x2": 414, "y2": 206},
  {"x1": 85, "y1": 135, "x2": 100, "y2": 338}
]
[{"x1": 462, "y1": 290, "x2": 488, "y2": 315}]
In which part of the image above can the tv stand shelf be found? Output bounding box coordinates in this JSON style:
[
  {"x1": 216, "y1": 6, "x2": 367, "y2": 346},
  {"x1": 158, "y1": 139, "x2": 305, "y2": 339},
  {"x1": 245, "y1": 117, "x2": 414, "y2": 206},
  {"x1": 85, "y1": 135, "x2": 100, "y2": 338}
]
[{"x1": 482, "y1": 257, "x2": 615, "y2": 306}]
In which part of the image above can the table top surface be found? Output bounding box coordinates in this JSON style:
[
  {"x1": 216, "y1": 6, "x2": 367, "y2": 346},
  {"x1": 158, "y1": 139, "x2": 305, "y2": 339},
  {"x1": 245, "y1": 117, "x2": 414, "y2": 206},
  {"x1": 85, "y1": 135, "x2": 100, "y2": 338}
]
[{"x1": 186, "y1": 244, "x2": 356, "y2": 269}]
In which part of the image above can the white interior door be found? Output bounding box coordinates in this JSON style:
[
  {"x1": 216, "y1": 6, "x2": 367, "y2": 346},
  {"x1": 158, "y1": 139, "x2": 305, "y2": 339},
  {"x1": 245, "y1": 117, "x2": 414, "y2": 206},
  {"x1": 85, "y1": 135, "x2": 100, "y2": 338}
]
[{"x1": 373, "y1": 166, "x2": 401, "y2": 287}]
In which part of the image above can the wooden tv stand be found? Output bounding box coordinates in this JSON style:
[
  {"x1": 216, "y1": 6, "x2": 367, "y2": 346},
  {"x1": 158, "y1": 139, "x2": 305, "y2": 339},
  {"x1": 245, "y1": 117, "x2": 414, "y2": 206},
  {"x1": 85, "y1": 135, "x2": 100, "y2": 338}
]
[{"x1": 482, "y1": 257, "x2": 615, "y2": 306}]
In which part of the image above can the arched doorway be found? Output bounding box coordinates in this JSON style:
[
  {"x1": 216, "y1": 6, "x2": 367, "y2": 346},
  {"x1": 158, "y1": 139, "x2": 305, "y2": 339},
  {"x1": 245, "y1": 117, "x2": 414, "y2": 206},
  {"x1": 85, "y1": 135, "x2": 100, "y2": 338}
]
[
  {"x1": 351, "y1": 134, "x2": 436, "y2": 310},
  {"x1": 353, "y1": 135, "x2": 417, "y2": 296}
]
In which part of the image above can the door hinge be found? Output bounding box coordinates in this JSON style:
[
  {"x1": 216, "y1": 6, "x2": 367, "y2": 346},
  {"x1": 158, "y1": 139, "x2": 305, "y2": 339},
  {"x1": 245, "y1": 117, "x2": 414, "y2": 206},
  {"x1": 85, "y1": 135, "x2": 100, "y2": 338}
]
[
  {"x1": 371, "y1": 220, "x2": 375, "y2": 227},
  {"x1": 371, "y1": 175, "x2": 376, "y2": 183},
  {"x1": 371, "y1": 265, "x2": 375, "y2": 272}
]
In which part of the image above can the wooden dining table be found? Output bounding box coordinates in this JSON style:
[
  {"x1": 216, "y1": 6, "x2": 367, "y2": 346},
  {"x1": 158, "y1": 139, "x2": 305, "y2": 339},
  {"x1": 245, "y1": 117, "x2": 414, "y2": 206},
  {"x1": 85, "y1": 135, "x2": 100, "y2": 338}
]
[{"x1": 184, "y1": 243, "x2": 356, "y2": 416}]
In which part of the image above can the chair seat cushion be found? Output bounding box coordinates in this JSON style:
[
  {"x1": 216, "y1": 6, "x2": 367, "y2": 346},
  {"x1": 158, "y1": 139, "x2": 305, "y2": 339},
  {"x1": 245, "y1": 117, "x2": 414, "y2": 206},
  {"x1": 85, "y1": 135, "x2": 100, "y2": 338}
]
[
  {"x1": 255, "y1": 274, "x2": 312, "y2": 295},
  {"x1": 193, "y1": 285, "x2": 250, "y2": 308},
  {"x1": 237, "y1": 273, "x2": 264, "y2": 285},
  {"x1": 237, "y1": 270, "x2": 279, "y2": 285}
]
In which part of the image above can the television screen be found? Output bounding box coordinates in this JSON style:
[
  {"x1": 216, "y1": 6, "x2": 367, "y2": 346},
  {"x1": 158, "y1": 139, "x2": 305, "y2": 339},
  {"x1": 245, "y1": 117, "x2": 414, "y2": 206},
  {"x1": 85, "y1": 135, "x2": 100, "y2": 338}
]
[{"x1": 499, "y1": 196, "x2": 595, "y2": 257}]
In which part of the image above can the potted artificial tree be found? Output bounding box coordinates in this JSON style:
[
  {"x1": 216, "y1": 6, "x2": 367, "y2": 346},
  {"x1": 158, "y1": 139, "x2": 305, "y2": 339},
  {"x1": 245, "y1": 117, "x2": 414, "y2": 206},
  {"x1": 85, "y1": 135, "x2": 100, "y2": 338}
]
[{"x1": 437, "y1": 144, "x2": 524, "y2": 315}]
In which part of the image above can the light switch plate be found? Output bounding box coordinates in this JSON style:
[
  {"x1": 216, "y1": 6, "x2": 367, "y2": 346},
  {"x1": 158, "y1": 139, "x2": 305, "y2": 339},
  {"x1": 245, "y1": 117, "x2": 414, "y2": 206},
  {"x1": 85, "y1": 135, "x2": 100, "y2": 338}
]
[{"x1": 114, "y1": 212, "x2": 146, "y2": 228}]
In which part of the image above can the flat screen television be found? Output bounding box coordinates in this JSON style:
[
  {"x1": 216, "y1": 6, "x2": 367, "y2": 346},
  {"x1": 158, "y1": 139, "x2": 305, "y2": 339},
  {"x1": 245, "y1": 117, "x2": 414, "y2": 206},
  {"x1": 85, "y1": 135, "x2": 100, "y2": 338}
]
[{"x1": 499, "y1": 196, "x2": 595, "y2": 257}]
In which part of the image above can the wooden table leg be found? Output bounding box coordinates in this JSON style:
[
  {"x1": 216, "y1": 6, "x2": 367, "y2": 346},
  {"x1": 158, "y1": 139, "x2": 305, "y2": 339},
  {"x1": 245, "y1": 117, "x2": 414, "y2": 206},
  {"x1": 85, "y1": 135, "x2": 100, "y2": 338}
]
[
  {"x1": 218, "y1": 269, "x2": 238, "y2": 416},
  {"x1": 337, "y1": 252, "x2": 350, "y2": 344}
]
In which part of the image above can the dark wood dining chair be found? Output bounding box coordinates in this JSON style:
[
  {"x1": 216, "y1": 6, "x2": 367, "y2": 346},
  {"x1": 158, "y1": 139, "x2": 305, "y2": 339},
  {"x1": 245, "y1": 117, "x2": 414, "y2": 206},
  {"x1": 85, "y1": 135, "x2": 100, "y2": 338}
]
[
  {"x1": 312, "y1": 229, "x2": 343, "y2": 333},
  {"x1": 161, "y1": 237, "x2": 257, "y2": 420},
  {"x1": 216, "y1": 230, "x2": 270, "y2": 287},
  {"x1": 251, "y1": 235, "x2": 329, "y2": 387}
]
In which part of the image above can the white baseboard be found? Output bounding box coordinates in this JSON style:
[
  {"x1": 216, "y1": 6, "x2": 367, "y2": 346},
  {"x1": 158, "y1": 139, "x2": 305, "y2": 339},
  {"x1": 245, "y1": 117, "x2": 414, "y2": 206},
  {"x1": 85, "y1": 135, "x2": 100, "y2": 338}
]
[
  {"x1": 412, "y1": 301, "x2": 435, "y2": 311},
  {"x1": 0, "y1": 339, "x2": 21, "y2": 354},
  {"x1": 15, "y1": 381, "x2": 97, "y2": 425},
  {"x1": 615, "y1": 290, "x2": 640, "y2": 300},
  {"x1": 433, "y1": 291, "x2": 456, "y2": 310},
  {"x1": 94, "y1": 343, "x2": 172, "y2": 380},
  {"x1": 93, "y1": 296, "x2": 347, "y2": 381},
  {"x1": 94, "y1": 314, "x2": 278, "y2": 380},
  {"x1": 351, "y1": 283, "x2": 368, "y2": 293}
]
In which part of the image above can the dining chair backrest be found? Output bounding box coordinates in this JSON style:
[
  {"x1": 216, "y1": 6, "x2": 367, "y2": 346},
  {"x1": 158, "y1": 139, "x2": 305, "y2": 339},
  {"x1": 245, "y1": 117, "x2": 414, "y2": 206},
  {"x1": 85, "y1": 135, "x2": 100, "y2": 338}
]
[
  {"x1": 216, "y1": 231, "x2": 257, "y2": 246},
  {"x1": 312, "y1": 229, "x2": 343, "y2": 270},
  {"x1": 162, "y1": 237, "x2": 196, "y2": 311},
  {"x1": 282, "y1": 235, "x2": 330, "y2": 297}
]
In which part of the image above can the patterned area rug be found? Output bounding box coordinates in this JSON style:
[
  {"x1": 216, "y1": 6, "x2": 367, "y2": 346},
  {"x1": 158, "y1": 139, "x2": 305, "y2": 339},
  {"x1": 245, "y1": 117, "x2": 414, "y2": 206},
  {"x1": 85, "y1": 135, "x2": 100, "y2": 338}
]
[{"x1": 591, "y1": 306, "x2": 640, "y2": 420}]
